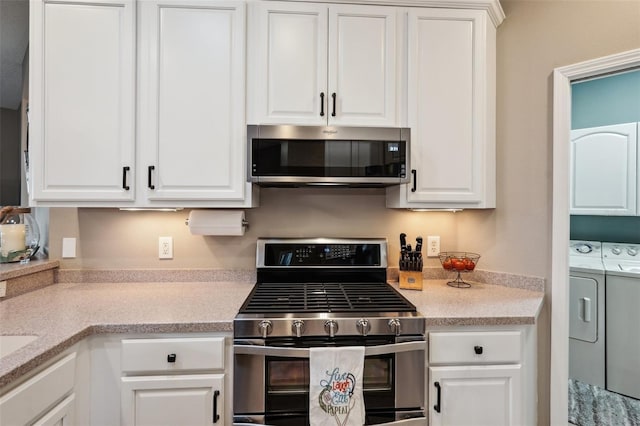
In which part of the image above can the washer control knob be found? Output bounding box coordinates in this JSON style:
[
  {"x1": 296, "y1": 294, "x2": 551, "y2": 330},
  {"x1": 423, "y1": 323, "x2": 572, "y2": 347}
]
[
  {"x1": 258, "y1": 320, "x2": 273, "y2": 338},
  {"x1": 576, "y1": 244, "x2": 592, "y2": 254},
  {"x1": 388, "y1": 319, "x2": 402, "y2": 336},
  {"x1": 356, "y1": 319, "x2": 371, "y2": 336},
  {"x1": 612, "y1": 247, "x2": 622, "y2": 255},
  {"x1": 324, "y1": 320, "x2": 339, "y2": 338},
  {"x1": 292, "y1": 320, "x2": 305, "y2": 338},
  {"x1": 628, "y1": 247, "x2": 638, "y2": 256}
]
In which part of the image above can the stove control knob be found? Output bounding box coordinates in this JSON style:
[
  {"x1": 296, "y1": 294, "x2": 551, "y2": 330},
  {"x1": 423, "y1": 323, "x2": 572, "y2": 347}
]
[
  {"x1": 388, "y1": 319, "x2": 401, "y2": 336},
  {"x1": 324, "y1": 320, "x2": 339, "y2": 338},
  {"x1": 356, "y1": 319, "x2": 371, "y2": 336},
  {"x1": 627, "y1": 247, "x2": 638, "y2": 256},
  {"x1": 258, "y1": 320, "x2": 273, "y2": 339},
  {"x1": 612, "y1": 247, "x2": 622, "y2": 255},
  {"x1": 292, "y1": 320, "x2": 305, "y2": 338}
]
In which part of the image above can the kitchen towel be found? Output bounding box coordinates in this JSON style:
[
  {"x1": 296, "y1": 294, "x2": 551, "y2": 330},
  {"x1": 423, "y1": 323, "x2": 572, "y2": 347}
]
[{"x1": 309, "y1": 346, "x2": 365, "y2": 426}]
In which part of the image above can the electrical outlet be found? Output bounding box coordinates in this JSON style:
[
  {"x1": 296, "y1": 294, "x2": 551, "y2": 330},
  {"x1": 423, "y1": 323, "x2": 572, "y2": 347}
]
[
  {"x1": 159, "y1": 236, "x2": 173, "y2": 259},
  {"x1": 427, "y1": 236, "x2": 440, "y2": 257}
]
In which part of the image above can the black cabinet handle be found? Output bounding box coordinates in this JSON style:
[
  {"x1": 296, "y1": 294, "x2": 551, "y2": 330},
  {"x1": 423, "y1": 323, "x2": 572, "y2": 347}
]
[
  {"x1": 331, "y1": 92, "x2": 336, "y2": 117},
  {"x1": 411, "y1": 169, "x2": 417, "y2": 192},
  {"x1": 122, "y1": 166, "x2": 130, "y2": 191},
  {"x1": 167, "y1": 353, "x2": 176, "y2": 363},
  {"x1": 474, "y1": 345, "x2": 483, "y2": 355},
  {"x1": 320, "y1": 92, "x2": 325, "y2": 117},
  {"x1": 213, "y1": 390, "x2": 220, "y2": 423},
  {"x1": 148, "y1": 165, "x2": 155, "y2": 190},
  {"x1": 434, "y1": 381, "x2": 441, "y2": 413}
]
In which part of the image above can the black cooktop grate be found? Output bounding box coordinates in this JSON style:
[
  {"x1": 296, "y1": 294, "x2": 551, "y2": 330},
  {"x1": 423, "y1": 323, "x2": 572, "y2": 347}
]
[{"x1": 239, "y1": 282, "x2": 416, "y2": 313}]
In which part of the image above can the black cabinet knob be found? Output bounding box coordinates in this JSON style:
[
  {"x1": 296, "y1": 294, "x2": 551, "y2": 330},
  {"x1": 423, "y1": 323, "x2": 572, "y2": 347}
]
[
  {"x1": 167, "y1": 353, "x2": 177, "y2": 363},
  {"x1": 474, "y1": 345, "x2": 483, "y2": 355}
]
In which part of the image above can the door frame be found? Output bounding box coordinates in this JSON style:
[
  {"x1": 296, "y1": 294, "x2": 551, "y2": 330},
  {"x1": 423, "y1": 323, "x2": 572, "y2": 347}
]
[{"x1": 551, "y1": 48, "x2": 640, "y2": 425}]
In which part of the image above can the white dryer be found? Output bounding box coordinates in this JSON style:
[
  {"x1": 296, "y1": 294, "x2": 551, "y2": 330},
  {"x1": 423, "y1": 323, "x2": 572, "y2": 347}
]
[
  {"x1": 603, "y1": 242, "x2": 640, "y2": 400},
  {"x1": 569, "y1": 240, "x2": 605, "y2": 387}
]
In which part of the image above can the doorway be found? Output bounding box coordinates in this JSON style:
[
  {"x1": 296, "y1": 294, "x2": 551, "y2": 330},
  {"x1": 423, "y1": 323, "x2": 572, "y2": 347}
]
[{"x1": 551, "y1": 48, "x2": 640, "y2": 425}]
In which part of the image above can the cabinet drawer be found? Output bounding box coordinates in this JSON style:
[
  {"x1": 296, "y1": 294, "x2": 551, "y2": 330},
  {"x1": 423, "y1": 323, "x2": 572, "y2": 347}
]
[
  {"x1": 0, "y1": 352, "x2": 76, "y2": 425},
  {"x1": 429, "y1": 331, "x2": 521, "y2": 364},
  {"x1": 121, "y1": 337, "x2": 225, "y2": 373}
]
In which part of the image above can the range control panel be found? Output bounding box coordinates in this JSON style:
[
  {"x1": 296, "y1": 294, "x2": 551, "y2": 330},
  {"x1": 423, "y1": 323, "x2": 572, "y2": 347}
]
[{"x1": 257, "y1": 238, "x2": 387, "y2": 268}]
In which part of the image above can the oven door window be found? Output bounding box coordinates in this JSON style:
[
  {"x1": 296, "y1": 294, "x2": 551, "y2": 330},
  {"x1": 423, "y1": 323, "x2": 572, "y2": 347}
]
[
  {"x1": 266, "y1": 355, "x2": 393, "y2": 393},
  {"x1": 268, "y1": 358, "x2": 309, "y2": 393}
]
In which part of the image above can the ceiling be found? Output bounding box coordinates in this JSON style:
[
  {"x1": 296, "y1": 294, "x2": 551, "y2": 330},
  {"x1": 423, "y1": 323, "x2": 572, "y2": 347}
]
[{"x1": 0, "y1": 0, "x2": 29, "y2": 110}]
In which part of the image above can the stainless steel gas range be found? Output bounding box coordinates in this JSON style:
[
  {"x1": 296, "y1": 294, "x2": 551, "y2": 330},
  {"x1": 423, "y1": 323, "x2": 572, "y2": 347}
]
[{"x1": 233, "y1": 238, "x2": 426, "y2": 426}]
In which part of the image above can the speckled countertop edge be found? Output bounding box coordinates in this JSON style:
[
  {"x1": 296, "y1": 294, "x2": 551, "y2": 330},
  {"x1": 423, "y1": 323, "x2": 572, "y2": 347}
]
[
  {"x1": 0, "y1": 278, "x2": 544, "y2": 389},
  {"x1": 0, "y1": 258, "x2": 59, "y2": 281}
]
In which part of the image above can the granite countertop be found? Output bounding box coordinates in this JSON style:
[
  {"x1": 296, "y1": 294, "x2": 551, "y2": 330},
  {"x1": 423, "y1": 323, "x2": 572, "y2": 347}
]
[{"x1": 0, "y1": 278, "x2": 544, "y2": 389}]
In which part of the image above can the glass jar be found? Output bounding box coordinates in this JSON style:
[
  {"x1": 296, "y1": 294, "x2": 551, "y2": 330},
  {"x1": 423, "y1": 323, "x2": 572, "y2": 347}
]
[{"x1": 0, "y1": 207, "x2": 41, "y2": 263}]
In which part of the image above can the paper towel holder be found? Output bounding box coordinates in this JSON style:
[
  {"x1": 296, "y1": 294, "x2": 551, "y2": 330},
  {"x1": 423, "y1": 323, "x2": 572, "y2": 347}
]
[{"x1": 185, "y1": 209, "x2": 249, "y2": 236}]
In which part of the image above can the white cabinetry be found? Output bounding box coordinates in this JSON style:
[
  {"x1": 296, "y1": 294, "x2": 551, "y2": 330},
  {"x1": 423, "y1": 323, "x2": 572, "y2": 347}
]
[
  {"x1": 0, "y1": 352, "x2": 77, "y2": 425},
  {"x1": 138, "y1": 0, "x2": 249, "y2": 205},
  {"x1": 29, "y1": 0, "x2": 255, "y2": 208},
  {"x1": 247, "y1": 1, "x2": 399, "y2": 126},
  {"x1": 427, "y1": 327, "x2": 536, "y2": 426},
  {"x1": 115, "y1": 335, "x2": 229, "y2": 426},
  {"x1": 387, "y1": 8, "x2": 497, "y2": 209},
  {"x1": 570, "y1": 122, "x2": 638, "y2": 215},
  {"x1": 29, "y1": 0, "x2": 136, "y2": 203}
]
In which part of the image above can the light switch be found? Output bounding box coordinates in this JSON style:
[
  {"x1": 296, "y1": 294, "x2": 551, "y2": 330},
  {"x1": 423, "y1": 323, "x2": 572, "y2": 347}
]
[{"x1": 62, "y1": 238, "x2": 76, "y2": 258}]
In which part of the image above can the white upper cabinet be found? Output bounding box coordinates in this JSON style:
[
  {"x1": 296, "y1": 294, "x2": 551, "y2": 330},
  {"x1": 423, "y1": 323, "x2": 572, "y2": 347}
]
[
  {"x1": 29, "y1": 0, "x2": 136, "y2": 202},
  {"x1": 29, "y1": 0, "x2": 255, "y2": 207},
  {"x1": 247, "y1": 1, "x2": 399, "y2": 126},
  {"x1": 570, "y1": 122, "x2": 638, "y2": 216},
  {"x1": 138, "y1": 0, "x2": 249, "y2": 205},
  {"x1": 386, "y1": 8, "x2": 497, "y2": 209}
]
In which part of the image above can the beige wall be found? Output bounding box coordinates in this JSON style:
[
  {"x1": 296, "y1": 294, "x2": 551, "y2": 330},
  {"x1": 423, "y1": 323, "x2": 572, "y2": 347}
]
[{"x1": 47, "y1": 1, "x2": 640, "y2": 425}]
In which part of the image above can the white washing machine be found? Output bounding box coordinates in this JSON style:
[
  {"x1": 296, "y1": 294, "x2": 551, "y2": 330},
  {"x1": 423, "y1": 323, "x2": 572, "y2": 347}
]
[
  {"x1": 569, "y1": 240, "x2": 605, "y2": 387},
  {"x1": 603, "y1": 242, "x2": 640, "y2": 400}
]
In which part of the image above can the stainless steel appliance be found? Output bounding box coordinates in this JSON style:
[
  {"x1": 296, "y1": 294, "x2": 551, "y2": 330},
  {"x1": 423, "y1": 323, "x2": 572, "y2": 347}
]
[
  {"x1": 602, "y1": 242, "x2": 640, "y2": 400},
  {"x1": 233, "y1": 238, "x2": 426, "y2": 425},
  {"x1": 247, "y1": 125, "x2": 410, "y2": 187}
]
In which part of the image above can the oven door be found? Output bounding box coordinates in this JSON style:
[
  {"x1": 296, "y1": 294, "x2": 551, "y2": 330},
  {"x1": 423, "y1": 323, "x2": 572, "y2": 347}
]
[{"x1": 233, "y1": 337, "x2": 426, "y2": 426}]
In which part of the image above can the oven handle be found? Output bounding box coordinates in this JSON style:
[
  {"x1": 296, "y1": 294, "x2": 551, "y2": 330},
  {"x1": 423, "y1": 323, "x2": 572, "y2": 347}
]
[
  {"x1": 233, "y1": 340, "x2": 426, "y2": 357},
  {"x1": 233, "y1": 417, "x2": 426, "y2": 426}
]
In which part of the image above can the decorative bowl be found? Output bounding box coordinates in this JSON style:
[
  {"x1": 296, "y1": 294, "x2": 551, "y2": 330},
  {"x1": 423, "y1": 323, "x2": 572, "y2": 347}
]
[{"x1": 438, "y1": 252, "x2": 480, "y2": 288}]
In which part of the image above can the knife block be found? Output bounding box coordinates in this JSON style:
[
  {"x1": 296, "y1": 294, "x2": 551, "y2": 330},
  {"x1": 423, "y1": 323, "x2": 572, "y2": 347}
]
[{"x1": 399, "y1": 270, "x2": 423, "y2": 290}]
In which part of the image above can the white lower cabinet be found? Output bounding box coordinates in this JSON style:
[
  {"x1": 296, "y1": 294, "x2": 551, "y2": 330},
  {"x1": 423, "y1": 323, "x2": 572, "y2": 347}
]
[
  {"x1": 89, "y1": 333, "x2": 232, "y2": 426},
  {"x1": 119, "y1": 336, "x2": 227, "y2": 425},
  {"x1": 429, "y1": 365, "x2": 521, "y2": 426},
  {"x1": 121, "y1": 374, "x2": 224, "y2": 426},
  {"x1": 32, "y1": 394, "x2": 76, "y2": 426},
  {"x1": 0, "y1": 345, "x2": 87, "y2": 426},
  {"x1": 427, "y1": 327, "x2": 536, "y2": 426}
]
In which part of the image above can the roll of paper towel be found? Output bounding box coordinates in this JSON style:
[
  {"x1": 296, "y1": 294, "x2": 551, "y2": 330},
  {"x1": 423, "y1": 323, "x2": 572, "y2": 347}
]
[{"x1": 187, "y1": 210, "x2": 247, "y2": 236}]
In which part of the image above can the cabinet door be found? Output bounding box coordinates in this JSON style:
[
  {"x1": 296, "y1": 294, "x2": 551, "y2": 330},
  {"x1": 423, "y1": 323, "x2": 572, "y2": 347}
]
[
  {"x1": 429, "y1": 365, "x2": 522, "y2": 426},
  {"x1": 121, "y1": 374, "x2": 224, "y2": 426},
  {"x1": 248, "y1": 1, "x2": 328, "y2": 125},
  {"x1": 327, "y1": 5, "x2": 398, "y2": 126},
  {"x1": 570, "y1": 122, "x2": 638, "y2": 215},
  {"x1": 29, "y1": 0, "x2": 135, "y2": 202},
  {"x1": 138, "y1": 0, "x2": 247, "y2": 202},
  {"x1": 32, "y1": 394, "x2": 75, "y2": 426},
  {"x1": 387, "y1": 8, "x2": 495, "y2": 209}
]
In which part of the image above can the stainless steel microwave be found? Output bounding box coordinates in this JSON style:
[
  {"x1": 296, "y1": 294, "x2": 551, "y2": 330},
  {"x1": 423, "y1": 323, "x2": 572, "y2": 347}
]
[{"x1": 247, "y1": 125, "x2": 410, "y2": 187}]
